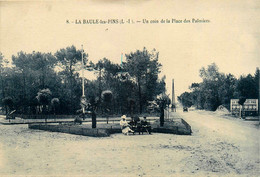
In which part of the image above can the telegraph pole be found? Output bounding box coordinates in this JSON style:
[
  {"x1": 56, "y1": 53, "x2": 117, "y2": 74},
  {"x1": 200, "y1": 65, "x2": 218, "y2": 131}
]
[
  {"x1": 120, "y1": 53, "x2": 123, "y2": 114},
  {"x1": 81, "y1": 45, "x2": 85, "y2": 120}
]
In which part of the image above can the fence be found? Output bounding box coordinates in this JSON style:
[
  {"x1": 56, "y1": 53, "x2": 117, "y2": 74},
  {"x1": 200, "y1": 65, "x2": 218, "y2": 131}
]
[{"x1": 13, "y1": 114, "x2": 76, "y2": 119}]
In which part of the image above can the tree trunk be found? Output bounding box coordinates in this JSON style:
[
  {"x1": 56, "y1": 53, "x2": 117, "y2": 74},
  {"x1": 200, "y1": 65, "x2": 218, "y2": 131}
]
[
  {"x1": 0, "y1": 69, "x2": 5, "y2": 99},
  {"x1": 5, "y1": 106, "x2": 8, "y2": 117},
  {"x1": 138, "y1": 77, "x2": 142, "y2": 113},
  {"x1": 92, "y1": 110, "x2": 96, "y2": 128},
  {"x1": 22, "y1": 71, "x2": 27, "y2": 114},
  {"x1": 160, "y1": 106, "x2": 164, "y2": 127},
  {"x1": 160, "y1": 100, "x2": 165, "y2": 126},
  {"x1": 69, "y1": 60, "x2": 73, "y2": 113}
]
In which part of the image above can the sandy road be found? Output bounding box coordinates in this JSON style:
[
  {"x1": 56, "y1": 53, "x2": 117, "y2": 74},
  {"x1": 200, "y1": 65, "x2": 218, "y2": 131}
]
[
  {"x1": 0, "y1": 111, "x2": 259, "y2": 177},
  {"x1": 179, "y1": 110, "x2": 259, "y2": 176}
]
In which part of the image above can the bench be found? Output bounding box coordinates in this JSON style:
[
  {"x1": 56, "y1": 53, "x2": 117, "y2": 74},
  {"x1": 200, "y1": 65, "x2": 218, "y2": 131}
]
[{"x1": 130, "y1": 121, "x2": 151, "y2": 135}]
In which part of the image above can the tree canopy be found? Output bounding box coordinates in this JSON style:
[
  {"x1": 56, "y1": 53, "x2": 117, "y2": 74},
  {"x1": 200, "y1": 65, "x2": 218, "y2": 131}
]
[
  {"x1": 178, "y1": 63, "x2": 259, "y2": 111},
  {"x1": 0, "y1": 46, "x2": 166, "y2": 115}
]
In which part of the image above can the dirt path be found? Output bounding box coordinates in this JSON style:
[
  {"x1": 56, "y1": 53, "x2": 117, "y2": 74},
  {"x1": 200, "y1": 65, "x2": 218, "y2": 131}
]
[
  {"x1": 0, "y1": 111, "x2": 259, "y2": 176},
  {"x1": 179, "y1": 110, "x2": 259, "y2": 176}
]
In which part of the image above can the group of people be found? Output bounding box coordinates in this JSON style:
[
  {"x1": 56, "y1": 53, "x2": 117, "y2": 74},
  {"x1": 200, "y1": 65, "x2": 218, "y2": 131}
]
[{"x1": 119, "y1": 115, "x2": 151, "y2": 135}]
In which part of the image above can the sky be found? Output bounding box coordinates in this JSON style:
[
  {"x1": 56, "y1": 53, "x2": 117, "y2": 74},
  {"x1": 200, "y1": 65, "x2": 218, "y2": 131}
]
[{"x1": 0, "y1": 0, "x2": 259, "y2": 98}]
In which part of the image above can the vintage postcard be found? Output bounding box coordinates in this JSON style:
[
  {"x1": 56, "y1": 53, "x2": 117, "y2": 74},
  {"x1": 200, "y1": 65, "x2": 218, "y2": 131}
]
[{"x1": 0, "y1": 0, "x2": 259, "y2": 176}]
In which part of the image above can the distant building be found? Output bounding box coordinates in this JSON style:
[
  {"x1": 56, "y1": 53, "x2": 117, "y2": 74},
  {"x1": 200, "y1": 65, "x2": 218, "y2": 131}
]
[{"x1": 230, "y1": 99, "x2": 258, "y2": 116}]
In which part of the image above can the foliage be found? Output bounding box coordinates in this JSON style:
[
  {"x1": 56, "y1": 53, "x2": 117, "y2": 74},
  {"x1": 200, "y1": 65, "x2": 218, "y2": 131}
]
[
  {"x1": 101, "y1": 90, "x2": 113, "y2": 103},
  {"x1": 236, "y1": 74, "x2": 258, "y2": 99},
  {"x1": 36, "y1": 88, "x2": 52, "y2": 114},
  {"x1": 2, "y1": 96, "x2": 13, "y2": 113},
  {"x1": 55, "y1": 45, "x2": 87, "y2": 114},
  {"x1": 156, "y1": 93, "x2": 171, "y2": 109},
  {"x1": 88, "y1": 48, "x2": 164, "y2": 115},
  {"x1": 51, "y1": 98, "x2": 60, "y2": 114},
  {"x1": 178, "y1": 92, "x2": 193, "y2": 108},
  {"x1": 1, "y1": 48, "x2": 258, "y2": 116},
  {"x1": 10, "y1": 51, "x2": 61, "y2": 114},
  {"x1": 101, "y1": 90, "x2": 113, "y2": 114},
  {"x1": 238, "y1": 97, "x2": 246, "y2": 106},
  {"x1": 124, "y1": 47, "x2": 162, "y2": 113},
  {"x1": 0, "y1": 46, "x2": 166, "y2": 115},
  {"x1": 178, "y1": 63, "x2": 259, "y2": 111},
  {"x1": 36, "y1": 88, "x2": 52, "y2": 105}
]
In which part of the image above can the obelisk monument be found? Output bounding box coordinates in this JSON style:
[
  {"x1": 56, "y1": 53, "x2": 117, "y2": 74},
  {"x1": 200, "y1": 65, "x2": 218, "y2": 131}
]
[{"x1": 172, "y1": 79, "x2": 176, "y2": 112}]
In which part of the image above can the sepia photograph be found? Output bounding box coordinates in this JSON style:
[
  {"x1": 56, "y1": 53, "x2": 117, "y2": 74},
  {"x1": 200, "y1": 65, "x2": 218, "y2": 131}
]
[{"x1": 0, "y1": 0, "x2": 259, "y2": 176}]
